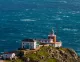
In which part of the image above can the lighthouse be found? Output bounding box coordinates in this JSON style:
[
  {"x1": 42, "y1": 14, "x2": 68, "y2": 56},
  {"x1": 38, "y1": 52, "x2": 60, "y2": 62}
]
[{"x1": 48, "y1": 28, "x2": 56, "y2": 43}]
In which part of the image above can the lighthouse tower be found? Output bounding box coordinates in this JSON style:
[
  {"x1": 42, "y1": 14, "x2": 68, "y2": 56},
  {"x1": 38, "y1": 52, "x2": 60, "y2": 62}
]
[{"x1": 48, "y1": 29, "x2": 56, "y2": 43}]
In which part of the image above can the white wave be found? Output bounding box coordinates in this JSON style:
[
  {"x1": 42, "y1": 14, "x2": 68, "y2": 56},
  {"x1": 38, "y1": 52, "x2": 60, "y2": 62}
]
[
  {"x1": 54, "y1": 17, "x2": 62, "y2": 20},
  {"x1": 1, "y1": 40, "x2": 6, "y2": 41},
  {"x1": 63, "y1": 28, "x2": 78, "y2": 31},
  {"x1": 49, "y1": 1, "x2": 67, "y2": 3},
  {"x1": 57, "y1": 11, "x2": 62, "y2": 14},
  {"x1": 73, "y1": 33, "x2": 78, "y2": 35},
  {"x1": 26, "y1": 9, "x2": 29, "y2": 11},
  {"x1": 63, "y1": 16, "x2": 69, "y2": 18},
  {"x1": 16, "y1": 41, "x2": 18, "y2": 43},
  {"x1": 20, "y1": 19, "x2": 36, "y2": 22},
  {"x1": 76, "y1": 11, "x2": 80, "y2": 13},
  {"x1": 60, "y1": 1, "x2": 67, "y2": 3},
  {"x1": 68, "y1": 11, "x2": 80, "y2": 15}
]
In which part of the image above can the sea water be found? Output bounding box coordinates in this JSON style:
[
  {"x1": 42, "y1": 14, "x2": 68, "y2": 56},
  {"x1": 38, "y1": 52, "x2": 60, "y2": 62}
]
[{"x1": 0, "y1": 0, "x2": 80, "y2": 55}]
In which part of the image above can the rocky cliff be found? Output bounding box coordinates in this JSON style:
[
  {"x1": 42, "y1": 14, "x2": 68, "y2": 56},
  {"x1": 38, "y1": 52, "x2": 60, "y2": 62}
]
[{"x1": 7, "y1": 46, "x2": 80, "y2": 62}]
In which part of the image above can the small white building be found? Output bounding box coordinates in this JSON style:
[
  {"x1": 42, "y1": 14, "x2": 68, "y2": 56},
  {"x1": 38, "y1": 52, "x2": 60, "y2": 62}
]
[
  {"x1": 50, "y1": 41, "x2": 62, "y2": 47},
  {"x1": 2, "y1": 52, "x2": 15, "y2": 60},
  {"x1": 22, "y1": 39, "x2": 39, "y2": 49}
]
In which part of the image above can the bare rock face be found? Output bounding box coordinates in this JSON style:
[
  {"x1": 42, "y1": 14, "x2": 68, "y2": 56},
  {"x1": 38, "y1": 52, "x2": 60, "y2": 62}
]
[
  {"x1": 37, "y1": 47, "x2": 79, "y2": 62},
  {"x1": 16, "y1": 46, "x2": 80, "y2": 62},
  {"x1": 46, "y1": 47, "x2": 79, "y2": 62}
]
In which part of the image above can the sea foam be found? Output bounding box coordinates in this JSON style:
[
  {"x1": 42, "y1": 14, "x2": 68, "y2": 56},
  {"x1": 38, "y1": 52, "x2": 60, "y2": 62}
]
[
  {"x1": 63, "y1": 28, "x2": 78, "y2": 32},
  {"x1": 20, "y1": 19, "x2": 36, "y2": 22}
]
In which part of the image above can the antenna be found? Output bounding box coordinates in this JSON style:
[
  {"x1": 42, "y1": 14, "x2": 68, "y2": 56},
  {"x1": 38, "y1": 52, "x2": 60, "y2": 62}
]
[{"x1": 51, "y1": 27, "x2": 54, "y2": 34}]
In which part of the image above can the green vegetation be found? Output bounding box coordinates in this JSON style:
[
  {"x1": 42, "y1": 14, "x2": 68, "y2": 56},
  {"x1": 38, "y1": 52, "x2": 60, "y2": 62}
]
[
  {"x1": 5, "y1": 59, "x2": 23, "y2": 62},
  {"x1": 24, "y1": 46, "x2": 56, "y2": 62},
  {"x1": 47, "y1": 59, "x2": 56, "y2": 62},
  {"x1": 5, "y1": 46, "x2": 78, "y2": 62}
]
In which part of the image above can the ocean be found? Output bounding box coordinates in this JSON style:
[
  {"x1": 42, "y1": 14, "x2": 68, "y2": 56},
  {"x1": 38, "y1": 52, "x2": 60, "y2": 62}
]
[{"x1": 0, "y1": 0, "x2": 80, "y2": 55}]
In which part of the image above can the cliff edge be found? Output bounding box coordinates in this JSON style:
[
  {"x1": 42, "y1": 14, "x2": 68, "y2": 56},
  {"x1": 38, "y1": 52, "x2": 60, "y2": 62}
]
[{"x1": 6, "y1": 46, "x2": 80, "y2": 62}]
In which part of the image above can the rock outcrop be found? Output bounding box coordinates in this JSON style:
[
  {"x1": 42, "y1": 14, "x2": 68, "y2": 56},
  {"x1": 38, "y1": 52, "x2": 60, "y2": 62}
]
[{"x1": 7, "y1": 46, "x2": 80, "y2": 62}]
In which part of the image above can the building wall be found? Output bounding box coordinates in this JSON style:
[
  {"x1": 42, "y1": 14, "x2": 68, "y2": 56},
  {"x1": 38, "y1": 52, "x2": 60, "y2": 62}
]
[
  {"x1": 2, "y1": 53, "x2": 15, "y2": 59},
  {"x1": 53, "y1": 35, "x2": 56, "y2": 42},
  {"x1": 54, "y1": 42, "x2": 62, "y2": 47},
  {"x1": 39, "y1": 39, "x2": 53, "y2": 43},
  {"x1": 49, "y1": 42, "x2": 62, "y2": 47},
  {"x1": 22, "y1": 42, "x2": 37, "y2": 49},
  {"x1": 34, "y1": 41, "x2": 37, "y2": 49}
]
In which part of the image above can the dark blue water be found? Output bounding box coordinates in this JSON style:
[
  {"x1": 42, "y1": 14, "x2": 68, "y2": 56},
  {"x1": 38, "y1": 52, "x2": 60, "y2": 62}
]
[{"x1": 0, "y1": 0, "x2": 80, "y2": 55}]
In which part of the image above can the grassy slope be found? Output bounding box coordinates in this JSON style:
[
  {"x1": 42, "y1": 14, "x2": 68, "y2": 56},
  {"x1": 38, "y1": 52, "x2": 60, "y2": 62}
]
[
  {"x1": 5, "y1": 46, "x2": 75, "y2": 62},
  {"x1": 24, "y1": 46, "x2": 57, "y2": 62}
]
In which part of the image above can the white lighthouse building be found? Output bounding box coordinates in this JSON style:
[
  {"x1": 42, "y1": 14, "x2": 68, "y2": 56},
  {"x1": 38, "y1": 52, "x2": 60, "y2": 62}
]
[
  {"x1": 21, "y1": 28, "x2": 62, "y2": 50},
  {"x1": 48, "y1": 29, "x2": 62, "y2": 47},
  {"x1": 39, "y1": 28, "x2": 62, "y2": 47}
]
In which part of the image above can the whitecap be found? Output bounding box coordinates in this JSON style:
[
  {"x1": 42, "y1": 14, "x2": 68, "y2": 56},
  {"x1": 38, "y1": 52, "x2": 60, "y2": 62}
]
[
  {"x1": 76, "y1": 11, "x2": 80, "y2": 13},
  {"x1": 72, "y1": 29, "x2": 78, "y2": 31},
  {"x1": 63, "y1": 28, "x2": 78, "y2": 31},
  {"x1": 1, "y1": 40, "x2": 6, "y2": 41},
  {"x1": 63, "y1": 16, "x2": 69, "y2": 18},
  {"x1": 20, "y1": 19, "x2": 36, "y2": 22},
  {"x1": 57, "y1": 11, "x2": 62, "y2": 14},
  {"x1": 26, "y1": 9, "x2": 29, "y2": 11},
  {"x1": 54, "y1": 17, "x2": 62, "y2": 20},
  {"x1": 60, "y1": 1, "x2": 67, "y2": 3},
  {"x1": 73, "y1": 33, "x2": 77, "y2": 35},
  {"x1": 16, "y1": 41, "x2": 18, "y2": 43}
]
